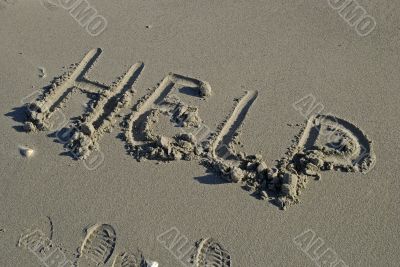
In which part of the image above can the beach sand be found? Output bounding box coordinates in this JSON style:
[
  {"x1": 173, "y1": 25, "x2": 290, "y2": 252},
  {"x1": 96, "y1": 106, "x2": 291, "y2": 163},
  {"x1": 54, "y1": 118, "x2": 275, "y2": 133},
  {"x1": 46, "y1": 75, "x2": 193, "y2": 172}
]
[{"x1": 1, "y1": 0, "x2": 399, "y2": 266}]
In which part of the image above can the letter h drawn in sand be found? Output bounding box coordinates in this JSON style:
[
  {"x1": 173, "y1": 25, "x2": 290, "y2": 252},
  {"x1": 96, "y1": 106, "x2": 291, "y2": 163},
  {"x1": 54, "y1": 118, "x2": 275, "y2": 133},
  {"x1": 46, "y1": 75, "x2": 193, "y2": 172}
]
[{"x1": 24, "y1": 48, "x2": 144, "y2": 159}]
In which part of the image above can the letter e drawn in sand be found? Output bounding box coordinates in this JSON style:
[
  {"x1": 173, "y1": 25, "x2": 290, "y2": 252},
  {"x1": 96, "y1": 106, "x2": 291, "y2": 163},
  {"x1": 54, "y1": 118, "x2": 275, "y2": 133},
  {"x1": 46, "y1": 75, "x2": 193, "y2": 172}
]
[{"x1": 123, "y1": 73, "x2": 211, "y2": 162}]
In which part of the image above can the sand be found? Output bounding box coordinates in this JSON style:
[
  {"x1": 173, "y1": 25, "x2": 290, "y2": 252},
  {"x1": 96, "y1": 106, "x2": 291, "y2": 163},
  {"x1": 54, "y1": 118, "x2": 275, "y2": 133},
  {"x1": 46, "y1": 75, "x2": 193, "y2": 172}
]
[{"x1": 1, "y1": 0, "x2": 399, "y2": 266}]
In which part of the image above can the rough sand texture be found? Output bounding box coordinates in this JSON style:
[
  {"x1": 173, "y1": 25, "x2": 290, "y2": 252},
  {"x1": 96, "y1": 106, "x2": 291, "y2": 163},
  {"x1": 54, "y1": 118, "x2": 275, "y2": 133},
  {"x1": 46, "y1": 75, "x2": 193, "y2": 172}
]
[{"x1": 1, "y1": 0, "x2": 399, "y2": 266}]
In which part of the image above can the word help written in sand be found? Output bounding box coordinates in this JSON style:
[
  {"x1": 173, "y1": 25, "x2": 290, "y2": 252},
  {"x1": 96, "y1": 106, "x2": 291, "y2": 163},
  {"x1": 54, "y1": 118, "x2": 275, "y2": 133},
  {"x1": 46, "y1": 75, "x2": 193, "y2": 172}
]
[{"x1": 21, "y1": 48, "x2": 376, "y2": 209}]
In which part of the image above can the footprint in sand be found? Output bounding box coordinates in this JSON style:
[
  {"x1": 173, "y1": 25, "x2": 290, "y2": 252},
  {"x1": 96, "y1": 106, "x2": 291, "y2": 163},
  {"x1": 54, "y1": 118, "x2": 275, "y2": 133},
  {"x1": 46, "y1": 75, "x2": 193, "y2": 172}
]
[
  {"x1": 78, "y1": 224, "x2": 117, "y2": 266},
  {"x1": 195, "y1": 238, "x2": 232, "y2": 267},
  {"x1": 112, "y1": 250, "x2": 147, "y2": 267}
]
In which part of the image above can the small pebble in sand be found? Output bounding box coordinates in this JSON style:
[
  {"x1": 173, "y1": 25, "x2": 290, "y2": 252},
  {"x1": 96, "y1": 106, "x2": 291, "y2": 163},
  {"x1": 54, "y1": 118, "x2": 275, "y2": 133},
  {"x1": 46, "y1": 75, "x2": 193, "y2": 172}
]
[
  {"x1": 147, "y1": 261, "x2": 158, "y2": 267},
  {"x1": 199, "y1": 81, "x2": 212, "y2": 97},
  {"x1": 38, "y1": 67, "x2": 46, "y2": 78},
  {"x1": 19, "y1": 146, "x2": 35, "y2": 158}
]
